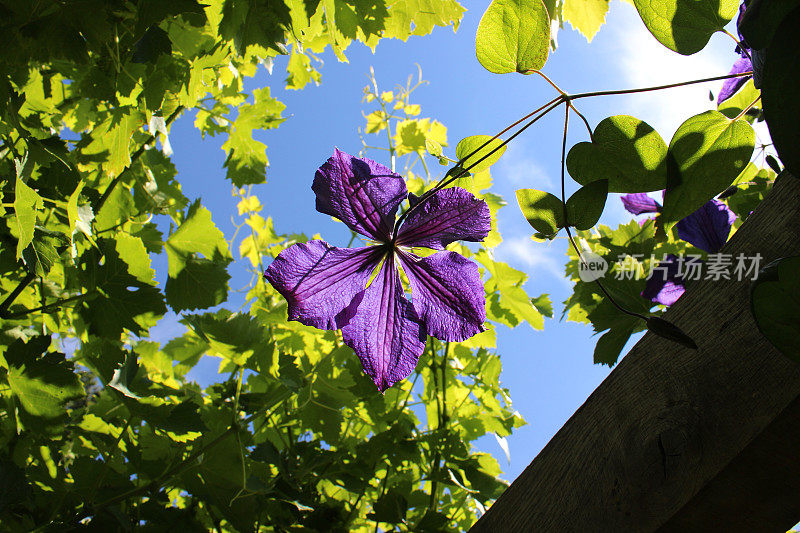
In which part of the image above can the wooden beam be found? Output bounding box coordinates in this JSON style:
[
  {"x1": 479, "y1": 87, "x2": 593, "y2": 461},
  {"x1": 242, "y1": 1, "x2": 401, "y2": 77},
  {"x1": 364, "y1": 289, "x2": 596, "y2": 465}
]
[{"x1": 470, "y1": 173, "x2": 800, "y2": 532}]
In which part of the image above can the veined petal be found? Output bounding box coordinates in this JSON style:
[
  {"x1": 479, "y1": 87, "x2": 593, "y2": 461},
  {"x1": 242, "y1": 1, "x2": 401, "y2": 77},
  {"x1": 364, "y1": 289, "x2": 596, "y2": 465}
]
[
  {"x1": 718, "y1": 57, "x2": 752, "y2": 104},
  {"x1": 621, "y1": 193, "x2": 661, "y2": 215},
  {"x1": 264, "y1": 240, "x2": 384, "y2": 330},
  {"x1": 675, "y1": 199, "x2": 736, "y2": 254},
  {"x1": 396, "y1": 187, "x2": 490, "y2": 250},
  {"x1": 642, "y1": 255, "x2": 686, "y2": 306},
  {"x1": 341, "y1": 254, "x2": 426, "y2": 392},
  {"x1": 398, "y1": 250, "x2": 486, "y2": 342},
  {"x1": 312, "y1": 148, "x2": 406, "y2": 241}
]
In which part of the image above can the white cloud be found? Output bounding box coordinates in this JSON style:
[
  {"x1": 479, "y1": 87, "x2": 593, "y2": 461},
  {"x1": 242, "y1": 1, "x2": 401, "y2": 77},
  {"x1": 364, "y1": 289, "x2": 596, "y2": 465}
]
[
  {"x1": 496, "y1": 235, "x2": 569, "y2": 283},
  {"x1": 496, "y1": 139, "x2": 553, "y2": 188},
  {"x1": 606, "y1": 2, "x2": 736, "y2": 138}
]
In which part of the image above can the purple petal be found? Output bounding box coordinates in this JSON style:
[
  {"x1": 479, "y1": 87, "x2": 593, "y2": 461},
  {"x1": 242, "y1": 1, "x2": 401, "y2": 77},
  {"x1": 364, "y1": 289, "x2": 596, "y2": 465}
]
[
  {"x1": 675, "y1": 199, "x2": 736, "y2": 254},
  {"x1": 312, "y1": 148, "x2": 407, "y2": 241},
  {"x1": 642, "y1": 255, "x2": 686, "y2": 306},
  {"x1": 718, "y1": 57, "x2": 753, "y2": 104},
  {"x1": 341, "y1": 254, "x2": 426, "y2": 392},
  {"x1": 264, "y1": 240, "x2": 384, "y2": 330},
  {"x1": 396, "y1": 187, "x2": 490, "y2": 250},
  {"x1": 398, "y1": 250, "x2": 486, "y2": 342},
  {"x1": 621, "y1": 193, "x2": 661, "y2": 215}
]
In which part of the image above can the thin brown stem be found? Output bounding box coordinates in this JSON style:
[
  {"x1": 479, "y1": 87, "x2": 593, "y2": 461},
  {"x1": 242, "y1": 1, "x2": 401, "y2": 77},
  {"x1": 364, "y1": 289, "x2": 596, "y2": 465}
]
[{"x1": 571, "y1": 71, "x2": 753, "y2": 101}]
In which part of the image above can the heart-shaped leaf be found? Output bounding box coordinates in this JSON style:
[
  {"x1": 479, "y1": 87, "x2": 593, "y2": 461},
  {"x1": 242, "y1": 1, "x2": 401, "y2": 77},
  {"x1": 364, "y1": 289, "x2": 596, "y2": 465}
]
[
  {"x1": 567, "y1": 115, "x2": 667, "y2": 193},
  {"x1": 761, "y1": 7, "x2": 800, "y2": 176},
  {"x1": 632, "y1": 0, "x2": 738, "y2": 55},
  {"x1": 456, "y1": 135, "x2": 507, "y2": 173},
  {"x1": 516, "y1": 189, "x2": 564, "y2": 237},
  {"x1": 566, "y1": 179, "x2": 608, "y2": 230},
  {"x1": 476, "y1": 0, "x2": 551, "y2": 74},
  {"x1": 751, "y1": 256, "x2": 800, "y2": 362},
  {"x1": 739, "y1": 0, "x2": 800, "y2": 50},
  {"x1": 661, "y1": 110, "x2": 754, "y2": 230},
  {"x1": 566, "y1": 115, "x2": 668, "y2": 193}
]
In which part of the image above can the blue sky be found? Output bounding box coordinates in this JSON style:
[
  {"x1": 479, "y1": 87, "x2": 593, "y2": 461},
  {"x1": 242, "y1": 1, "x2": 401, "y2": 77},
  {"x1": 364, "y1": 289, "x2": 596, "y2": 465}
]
[{"x1": 154, "y1": 0, "x2": 742, "y2": 481}]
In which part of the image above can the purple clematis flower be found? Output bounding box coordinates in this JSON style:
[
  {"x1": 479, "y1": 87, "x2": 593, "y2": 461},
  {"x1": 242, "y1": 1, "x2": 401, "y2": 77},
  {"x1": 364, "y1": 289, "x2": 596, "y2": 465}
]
[
  {"x1": 718, "y1": 0, "x2": 759, "y2": 103},
  {"x1": 675, "y1": 199, "x2": 736, "y2": 254},
  {"x1": 718, "y1": 56, "x2": 753, "y2": 104},
  {"x1": 642, "y1": 254, "x2": 687, "y2": 307},
  {"x1": 637, "y1": 199, "x2": 736, "y2": 306},
  {"x1": 621, "y1": 193, "x2": 661, "y2": 215},
  {"x1": 265, "y1": 149, "x2": 490, "y2": 392}
]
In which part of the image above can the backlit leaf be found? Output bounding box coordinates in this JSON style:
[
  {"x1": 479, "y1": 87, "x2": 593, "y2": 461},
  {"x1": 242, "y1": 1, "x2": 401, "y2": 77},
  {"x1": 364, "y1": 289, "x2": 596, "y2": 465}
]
[
  {"x1": 632, "y1": 0, "x2": 737, "y2": 55},
  {"x1": 566, "y1": 115, "x2": 668, "y2": 193},
  {"x1": 476, "y1": 0, "x2": 551, "y2": 74},
  {"x1": 662, "y1": 111, "x2": 754, "y2": 230}
]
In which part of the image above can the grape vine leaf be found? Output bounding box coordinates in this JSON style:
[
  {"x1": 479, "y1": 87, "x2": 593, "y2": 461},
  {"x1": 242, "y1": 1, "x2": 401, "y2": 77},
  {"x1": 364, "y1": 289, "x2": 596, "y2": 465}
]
[
  {"x1": 218, "y1": 0, "x2": 292, "y2": 55},
  {"x1": 13, "y1": 174, "x2": 43, "y2": 259},
  {"x1": 382, "y1": 0, "x2": 466, "y2": 42},
  {"x1": 632, "y1": 0, "x2": 737, "y2": 55},
  {"x1": 221, "y1": 87, "x2": 286, "y2": 186},
  {"x1": 476, "y1": 0, "x2": 551, "y2": 74},
  {"x1": 563, "y1": 0, "x2": 610, "y2": 42},
  {"x1": 78, "y1": 235, "x2": 166, "y2": 338},
  {"x1": 594, "y1": 326, "x2": 634, "y2": 366},
  {"x1": 455, "y1": 135, "x2": 506, "y2": 173},
  {"x1": 566, "y1": 115, "x2": 668, "y2": 193},
  {"x1": 165, "y1": 255, "x2": 231, "y2": 312},
  {"x1": 165, "y1": 200, "x2": 231, "y2": 277},
  {"x1": 4, "y1": 337, "x2": 84, "y2": 427},
  {"x1": 661, "y1": 110, "x2": 754, "y2": 231}
]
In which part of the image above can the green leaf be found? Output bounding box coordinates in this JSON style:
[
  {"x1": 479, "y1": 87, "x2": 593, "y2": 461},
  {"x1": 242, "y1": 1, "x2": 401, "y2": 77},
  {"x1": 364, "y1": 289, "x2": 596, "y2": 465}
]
[
  {"x1": 632, "y1": 0, "x2": 737, "y2": 55},
  {"x1": 476, "y1": 0, "x2": 551, "y2": 74},
  {"x1": 646, "y1": 316, "x2": 697, "y2": 349},
  {"x1": 77, "y1": 236, "x2": 166, "y2": 338},
  {"x1": 566, "y1": 115, "x2": 668, "y2": 193},
  {"x1": 563, "y1": 0, "x2": 610, "y2": 42},
  {"x1": 67, "y1": 182, "x2": 94, "y2": 238},
  {"x1": 5, "y1": 337, "x2": 84, "y2": 425},
  {"x1": 165, "y1": 255, "x2": 231, "y2": 312},
  {"x1": 165, "y1": 200, "x2": 231, "y2": 278},
  {"x1": 455, "y1": 135, "x2": 506, "y2": 173},
  {"x1": 480, "y1": 255, "x2": 544, "y2": 330},
  {"x1": 717, "y1": 78, "x2": 760, "y2": 120},
  {"x1": 13, "y1": 175, "x2": 44, "y2": 259},
  {"x1": 221, "y1": 87, "x2": 286, "y2": 186},
  {"x1": 79, "y1": 108, "x2": 145, "y2": 177},
  {"x1": 593, "y1": 327, "x2": 634, "y2": 366},
  {"x1": 566, "y1": 179, "x2": 607, "y2": 230},
  {"x1": 218, "y1": 0, "x2": 292, "y2": 55},
  {"x1": 739, "y1": 0, "x2": 800, "y2": 50},
  {"x1": 367, "y1": 489, "x2": 408, "y2": 524},
  {"x1": 531, "y1": 293, "x2": 553, "y2": 318},
  {"x1": 22, "y1": 230, "x2": 60, "y2": 277},
  {"x1": 183, "y1": 310, "x2": 270, "y2": 366},
  {"x1": 381, "y1": 0, "x2": 466, "y2": 42},
  {"x1": 750, "y1": 256, "x2": 800, "y2": 361},
  {"x1": 761, "y1": 8, "x2": 800, "y2": 176},
  {"x1": 661, "y1": 111, "x2": 754, "y2": 230},
  {"x1": 393, "y1": 118, "x2": 447, "y2": 156},
  {"x1": 515, "y1": 188, "x2": 564, "y2": 237}
]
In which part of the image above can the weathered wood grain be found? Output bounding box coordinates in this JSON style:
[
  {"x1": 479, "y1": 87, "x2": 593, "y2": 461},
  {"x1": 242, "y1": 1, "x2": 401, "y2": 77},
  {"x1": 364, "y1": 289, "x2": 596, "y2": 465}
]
[{"x1": 470, "y1": 173, "x2": 800, "y2": 532}]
